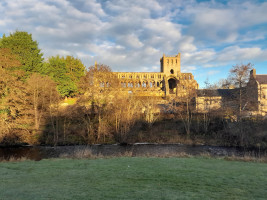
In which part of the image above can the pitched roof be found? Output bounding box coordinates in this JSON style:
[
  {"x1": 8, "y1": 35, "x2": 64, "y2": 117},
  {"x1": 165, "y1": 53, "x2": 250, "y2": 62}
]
[{"x1": 256, "y1": 75, "x2": 267, "y2": 84}]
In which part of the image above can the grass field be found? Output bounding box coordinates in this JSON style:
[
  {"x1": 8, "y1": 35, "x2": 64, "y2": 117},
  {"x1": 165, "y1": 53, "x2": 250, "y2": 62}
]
[{"x1": 0, "y1": 157, "x2": 266, "y2": 200}]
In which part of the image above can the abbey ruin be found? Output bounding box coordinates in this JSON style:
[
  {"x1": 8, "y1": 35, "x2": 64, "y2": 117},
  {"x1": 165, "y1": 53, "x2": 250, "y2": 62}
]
[
  {"x1": 97, "y1": 52, "x2": 267, "y2": 116},
  {"x1": 114, "y1": 53, "x2": 199, "y2": 97}
]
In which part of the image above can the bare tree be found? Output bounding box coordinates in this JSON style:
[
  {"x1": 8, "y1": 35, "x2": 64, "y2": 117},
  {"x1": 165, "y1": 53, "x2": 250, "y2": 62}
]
[
  {"x1": 78, "y1": 63, "x2": 121, "y2": 143},
  {"x1": 112, "y1": 97, "x2": 141, "y2": 143},
  {"x1": 141, "y1": 97, "x2": 159, "y2": 128},
  {"x1": 204, "y1": 77, "x2": 232, "y2": 89},
  {"x1": 170, "y1": 89, "x2": 196, "y2": 138},
  {"x1": 27, "y1": 73, "x2": 59, "y2": 131},
  {"x1": 228, "y1": 63, "x2": 253, "y2": 116}
]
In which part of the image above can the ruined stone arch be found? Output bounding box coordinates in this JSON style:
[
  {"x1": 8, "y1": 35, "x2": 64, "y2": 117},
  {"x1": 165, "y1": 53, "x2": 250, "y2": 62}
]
[
  {"x1": 121, "y1": 82, "x2": 126, "y2": 88},
  {"x1": 100, "y1": 82, "x2": 105, "y2": 87},
  {"x1": 168, "y1": 77, "x2": 177, "y2": 94},
  {"x1": 142, "y1": 81, "x2": 146, "y2": 88},
  {"x1": 127, "y1": 82, "x2": 134, "y2": 88},
  {"x1": 152, "y1": 81, "x2": 156, "y2": 87}
]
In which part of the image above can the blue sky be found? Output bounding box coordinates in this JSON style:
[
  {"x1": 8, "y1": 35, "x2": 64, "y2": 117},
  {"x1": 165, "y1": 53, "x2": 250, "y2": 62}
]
[{"x1": 0, "y1": 0, "x2": 267, "y2": 88}]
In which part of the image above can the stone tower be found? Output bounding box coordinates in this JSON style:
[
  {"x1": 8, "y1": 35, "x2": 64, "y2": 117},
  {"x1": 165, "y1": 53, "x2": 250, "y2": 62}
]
[
  {"x1": 114, "y1": 52, "x2": 198, "y2": 97},
  {"x1": 160, "y1": 53, "x2": 181, "y2": 76}
]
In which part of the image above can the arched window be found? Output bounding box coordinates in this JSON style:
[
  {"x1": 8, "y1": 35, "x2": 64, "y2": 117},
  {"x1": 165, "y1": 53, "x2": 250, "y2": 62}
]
[
  {"x1": 170, "y1": 69, "x2": 174, "y2": 74},
  {"x1": 142, "y1": 82, "x2": 146, "y2": 87},
  {"x1": 100, "y1": 82, "x2": 105, "y2": 87}
]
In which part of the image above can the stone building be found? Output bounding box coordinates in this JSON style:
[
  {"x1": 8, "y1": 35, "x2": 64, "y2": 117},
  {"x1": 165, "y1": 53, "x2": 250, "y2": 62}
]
[
  {"x1": 195, "y1": 89, "x2": 239, "y2": 113},
  {"x1": 195, "y1": 69, "x2": 267, "y2": 116},
  {"x1": 114, "y1": 53, "x2": 198, "y2": 97},
  {"x1": 246, "y1": 69, "x2": 267, "y2": 116}
]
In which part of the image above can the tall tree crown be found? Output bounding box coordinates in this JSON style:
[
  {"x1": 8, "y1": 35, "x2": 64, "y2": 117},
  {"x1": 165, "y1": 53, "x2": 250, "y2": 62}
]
[
  {"x1": 0, "y1": 31, "x2": 43, "y2": 74},
  {"x1": 228, "y1": 63, "x2": 253, "y2": 88}
]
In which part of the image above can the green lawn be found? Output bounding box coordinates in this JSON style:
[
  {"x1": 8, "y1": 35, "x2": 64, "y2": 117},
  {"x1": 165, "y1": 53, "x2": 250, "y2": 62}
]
[{"x1": 0, "y1": 157, "x2": 266, "y2": 200}]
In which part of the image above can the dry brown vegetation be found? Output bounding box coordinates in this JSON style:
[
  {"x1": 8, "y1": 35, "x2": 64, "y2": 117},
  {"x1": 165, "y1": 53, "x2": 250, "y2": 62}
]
[
  {"x1": 0, "y1": 37, "x2": 266, "y2": 149},
  {"x1": 1, "y1": 61, "x2": 267, "y2": 150}
]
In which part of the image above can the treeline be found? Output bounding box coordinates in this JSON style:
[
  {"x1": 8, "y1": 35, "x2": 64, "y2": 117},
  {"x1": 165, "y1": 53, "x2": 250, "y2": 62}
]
[
  {"x1": 0, "y1": 31, "x2": 266, "y2": 149},
  {"x1": 0, "y1": 31, "x2": 156, "y2": 145},
  {"x1": 0, "y1": 31, "x2": 86, "y2": 144}
]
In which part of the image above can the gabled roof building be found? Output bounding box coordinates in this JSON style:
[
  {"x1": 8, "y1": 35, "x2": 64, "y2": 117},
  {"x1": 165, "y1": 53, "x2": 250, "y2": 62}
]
[
  {"x1": 195, "y1": 69, "x2": 267, "y2": 116},
  {"x1": 247, "y1": 69, "x2": 267, "y2": 115}
]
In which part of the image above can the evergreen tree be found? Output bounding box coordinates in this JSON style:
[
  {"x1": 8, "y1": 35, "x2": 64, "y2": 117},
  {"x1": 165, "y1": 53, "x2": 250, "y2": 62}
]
[
  {"x1": 42, "y1": 56, "x2": 81, "y2": 97},
  {"x1": 0, "y1": 31, "x2": 43, "y2": 74},
  {"x1": 65, "y1": 55, "x2": 86, "y2": 83}
]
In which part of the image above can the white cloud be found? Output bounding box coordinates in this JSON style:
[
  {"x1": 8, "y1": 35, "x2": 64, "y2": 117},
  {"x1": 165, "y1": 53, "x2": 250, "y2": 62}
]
[
  {"x1": 178, "y1": 36, "x2": 196, "y2": 52},
  {"x1": 185, "y1": 1, "x2": 267, "y2": 44},
  {"x1": 217, "y1": 46, "x2": 267, "y2": 63},
  {"x1": 182, "y1": 65, "x2": 197, "y2": 73},
  {"x1": 182, "y1": 49, "x2": 216, "y2": 66},
  {"x1": 0, "y1": 0, "x2": 266, "y2": 77}
]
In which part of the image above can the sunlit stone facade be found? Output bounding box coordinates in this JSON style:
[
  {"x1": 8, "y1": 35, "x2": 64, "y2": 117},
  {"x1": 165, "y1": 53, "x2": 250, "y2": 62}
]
[
  {"x1": 247, "y1": 69, "x2": 267, "y2": 116},
  {"x1": 115, "y1": 53, "x2": 199, "y2": 97},
  {"x1": 195, "y1": 69, "x2": 267, "y2": 116}
]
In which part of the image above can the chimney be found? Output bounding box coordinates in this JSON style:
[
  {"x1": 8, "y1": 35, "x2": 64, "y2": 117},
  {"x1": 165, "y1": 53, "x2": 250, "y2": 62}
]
[{"x1": 250, "y1": 68, "x2": 256, "y2": 79}]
